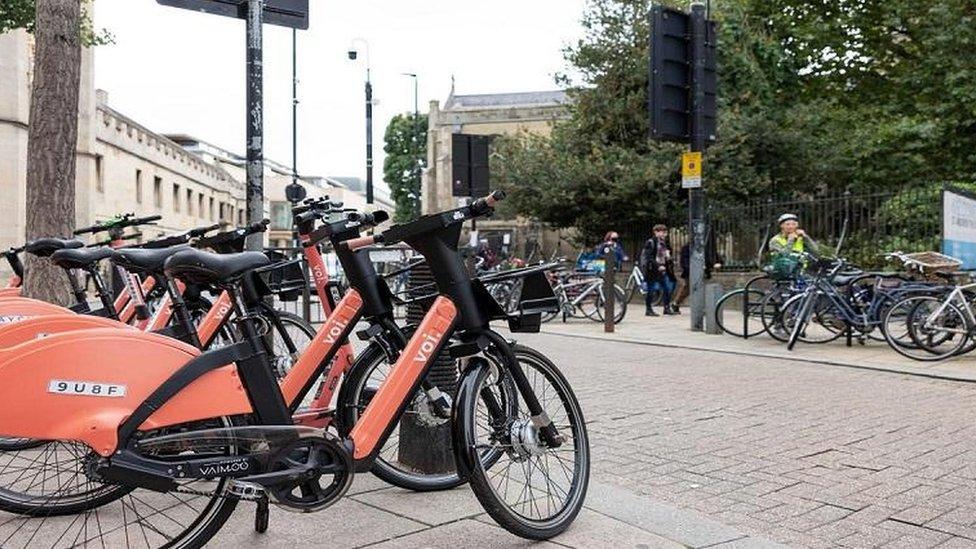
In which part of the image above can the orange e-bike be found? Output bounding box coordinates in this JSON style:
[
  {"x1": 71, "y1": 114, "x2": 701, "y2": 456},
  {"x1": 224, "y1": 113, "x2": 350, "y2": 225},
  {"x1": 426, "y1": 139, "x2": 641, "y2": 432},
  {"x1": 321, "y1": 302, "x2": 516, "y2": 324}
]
[{"x1": 0, "y1": 192, "x2": 589, "y2": 547}]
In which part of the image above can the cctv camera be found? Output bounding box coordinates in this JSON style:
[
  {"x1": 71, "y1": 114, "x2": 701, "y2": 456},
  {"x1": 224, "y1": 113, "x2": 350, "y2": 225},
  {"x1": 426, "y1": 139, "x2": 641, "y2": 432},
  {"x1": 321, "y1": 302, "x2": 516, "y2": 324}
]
[{"x1": 348, "y1": 50, "x2": 358, "y2": 60}]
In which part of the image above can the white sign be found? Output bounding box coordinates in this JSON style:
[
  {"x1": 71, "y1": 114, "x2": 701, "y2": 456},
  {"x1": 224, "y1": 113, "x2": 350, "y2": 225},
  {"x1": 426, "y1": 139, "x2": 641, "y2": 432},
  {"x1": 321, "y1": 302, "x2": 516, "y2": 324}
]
[
  {"x1": 943, "y1": 189, "x2": 976, "y2": 269},
  {"x1": 48, "y1": 380, "x2": 127, "y2": 398}
]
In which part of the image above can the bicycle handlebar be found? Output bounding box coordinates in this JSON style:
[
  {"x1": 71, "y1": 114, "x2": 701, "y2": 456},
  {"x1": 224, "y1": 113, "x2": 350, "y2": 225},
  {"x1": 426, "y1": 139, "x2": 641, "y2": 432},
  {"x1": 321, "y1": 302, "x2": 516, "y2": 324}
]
[
  {"x1": 347, "y1": 210, "x2": 389, "y2": 227},
  {"x1": 343, "y1": 235, "x2": 379, "y2": 251},
  {"x1": 74, "y1": 213, "x2": 163, "y2": 235},
  {"x1": 377, "y1": 190, "x2": 505, "y2": 247},
  {"x1": 189, "y1": 222, "x2": 224, "y2": 238}
]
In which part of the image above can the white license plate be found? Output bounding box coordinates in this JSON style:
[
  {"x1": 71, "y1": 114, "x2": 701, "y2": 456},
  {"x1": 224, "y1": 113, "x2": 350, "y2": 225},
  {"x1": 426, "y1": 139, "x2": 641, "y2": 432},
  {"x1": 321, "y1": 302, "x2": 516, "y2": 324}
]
[
  {"x1": 0, "y1": 315, "x2": 28, "y2": 324},
  {"x1": 48, "y1": 380, "x2": 127, "y2": 398}
]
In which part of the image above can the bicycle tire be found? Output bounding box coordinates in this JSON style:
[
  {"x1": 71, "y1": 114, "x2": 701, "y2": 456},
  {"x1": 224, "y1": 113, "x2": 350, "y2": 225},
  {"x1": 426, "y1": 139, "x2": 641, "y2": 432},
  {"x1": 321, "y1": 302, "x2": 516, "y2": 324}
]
[
  {"x1": 454, "y1": 344, "x2": 589, "y2": 540},
  {"x1": 780, "y1": 292, "x2": 845, "y2": 345},
  {"x1": 337, "y1": 340, "x2": 519, "y2": 492},
  {"x1": 883, "y1": 296, "x2": 971, "y2": 361},
  {"x1": 714, "y1": 288, "x2": 769, "y2": 338},
  {"x1": 593, "y1": 284, "x2": 627, "y2": 324}
]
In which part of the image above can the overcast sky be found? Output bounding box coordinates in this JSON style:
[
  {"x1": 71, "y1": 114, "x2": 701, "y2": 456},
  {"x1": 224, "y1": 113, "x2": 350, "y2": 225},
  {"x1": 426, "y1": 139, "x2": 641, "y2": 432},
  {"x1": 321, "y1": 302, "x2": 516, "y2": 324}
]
[{"x1": 92, "y1": 0, "x2": 587, "y2": 192}]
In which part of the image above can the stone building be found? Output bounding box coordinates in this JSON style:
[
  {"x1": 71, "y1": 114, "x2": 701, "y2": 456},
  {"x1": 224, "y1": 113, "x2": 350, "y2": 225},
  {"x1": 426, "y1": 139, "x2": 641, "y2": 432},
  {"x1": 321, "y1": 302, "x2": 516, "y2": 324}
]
[
  {"x1": 0, "y1": 28, "x2": 389, "y2": 273},
  {"x1": 423, "y1": 88, "x2": 571, "y2": 257},
  {"x1": 423, "y1": 89, "x2": 569, "y2": 215}
]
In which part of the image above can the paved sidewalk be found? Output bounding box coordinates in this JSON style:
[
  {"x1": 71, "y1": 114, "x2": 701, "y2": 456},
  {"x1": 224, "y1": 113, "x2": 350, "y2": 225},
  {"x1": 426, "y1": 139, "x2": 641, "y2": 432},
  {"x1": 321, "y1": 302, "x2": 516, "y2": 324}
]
[
  {"x1": 210, "y1": 476, "x2": 784, "y2": 548},
  {"x1": 539, "y1": 313, "x2": 976, "y2": 383}
]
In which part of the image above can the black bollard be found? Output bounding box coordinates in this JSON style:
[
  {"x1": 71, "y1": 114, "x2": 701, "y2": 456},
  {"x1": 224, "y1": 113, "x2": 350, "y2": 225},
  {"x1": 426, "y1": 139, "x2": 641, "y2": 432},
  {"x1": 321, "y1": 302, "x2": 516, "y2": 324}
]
[{"x1": 398, "y1": 262, "x2": 456, "y2": 473}]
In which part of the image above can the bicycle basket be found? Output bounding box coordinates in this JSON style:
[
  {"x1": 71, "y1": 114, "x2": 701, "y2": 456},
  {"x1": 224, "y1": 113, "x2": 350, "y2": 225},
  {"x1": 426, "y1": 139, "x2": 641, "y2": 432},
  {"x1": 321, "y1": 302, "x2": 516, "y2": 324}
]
[
  {"x1": 763, "y1": 255, "x2": 801, "y2": 281},
  {"x1": 480, "y1": 264, "x2": 560, "y2": 333},
  {"x1": 903, "y1": 251, "x2": 962, "y2": 273},
  {"x1": 260, "y1": 251, "x2": 308, "y2": 301}
]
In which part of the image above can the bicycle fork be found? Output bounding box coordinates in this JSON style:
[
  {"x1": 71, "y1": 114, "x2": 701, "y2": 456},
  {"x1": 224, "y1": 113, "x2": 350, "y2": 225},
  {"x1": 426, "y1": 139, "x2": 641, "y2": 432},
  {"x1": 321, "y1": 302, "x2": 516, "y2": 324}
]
[{"x1": 787, "y1": 292, "x2": 816, "y2": 351}]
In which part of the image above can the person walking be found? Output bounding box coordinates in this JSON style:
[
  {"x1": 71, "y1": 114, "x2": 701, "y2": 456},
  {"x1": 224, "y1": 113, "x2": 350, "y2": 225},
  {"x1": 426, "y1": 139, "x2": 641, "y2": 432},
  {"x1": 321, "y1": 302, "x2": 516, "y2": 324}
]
[
  {"x1": 640, "y1": 224, "x2": 677, "y2": 316},
  {"x1": 673, "y1": 229, "x2": 723, "y2": 312}
]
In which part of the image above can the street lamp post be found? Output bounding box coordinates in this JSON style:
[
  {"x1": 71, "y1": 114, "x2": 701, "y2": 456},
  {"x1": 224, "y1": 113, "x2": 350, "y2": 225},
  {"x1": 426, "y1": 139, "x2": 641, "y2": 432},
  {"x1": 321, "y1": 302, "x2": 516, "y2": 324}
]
[
  {"x1": 348, "y1": 39, "x2": 374, "y2": 205},
  {"x1": 402, "y1": 72, "x2": 420, "y2": 218}
]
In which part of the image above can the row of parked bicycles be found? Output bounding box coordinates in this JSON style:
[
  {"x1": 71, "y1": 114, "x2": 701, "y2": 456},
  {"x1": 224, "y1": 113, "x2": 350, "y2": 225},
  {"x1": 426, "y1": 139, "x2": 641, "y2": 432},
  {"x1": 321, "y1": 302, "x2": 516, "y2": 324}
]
[
  {"x1": 0, "y1": 192, "x2": 589, "y2": 548},
  {"x1": 712, "y1": 250, "x2": 976, "y2": 361}
]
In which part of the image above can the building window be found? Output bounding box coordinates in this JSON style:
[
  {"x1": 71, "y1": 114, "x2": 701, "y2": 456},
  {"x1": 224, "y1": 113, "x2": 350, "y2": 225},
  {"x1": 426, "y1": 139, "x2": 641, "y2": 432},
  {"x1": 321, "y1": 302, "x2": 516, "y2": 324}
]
[
  {"x1": 153, "y1": 176, "x2": 163, "y2": 208},
  {"x1": 198, "y1": 195, "x2": 205, "y2": 219},
  {"x1": 95, "y1": 156, "x2": 104, "y2": 193},
  {"x1": 270, "y1": 201, "x2": 291, "y2": 230},
  {"x1": 173, "y1": 184, "x2": 181, "y2": 213},
  {"x1": 186, "y1": 189, "x2": 194, "y2": 216},
  {"x1": 238, "y1": 208, "x2": 244, "y2": 225},
  {"x1": 135, "y1": 169, "x2": 143, "y2": 204},
  {"x1": 209, "y1": 197, "x2": 215, "y2": 220}
]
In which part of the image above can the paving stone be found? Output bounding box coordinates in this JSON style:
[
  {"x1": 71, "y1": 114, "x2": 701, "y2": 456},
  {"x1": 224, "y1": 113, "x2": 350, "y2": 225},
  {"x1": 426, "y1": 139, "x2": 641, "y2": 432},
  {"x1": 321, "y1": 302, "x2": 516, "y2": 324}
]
[
  {"x1": 367, "y1": 519, "x2": 563, "y2": 549},
  {"x1": 351, "y1": 485, "x2": 486, "y2": 526},
  {"x1": 518, "y1": 329, "x2": 976, "y2": 548},
  {"x1": 210, "y1": 498, "x2": 426, "y2": 548}
]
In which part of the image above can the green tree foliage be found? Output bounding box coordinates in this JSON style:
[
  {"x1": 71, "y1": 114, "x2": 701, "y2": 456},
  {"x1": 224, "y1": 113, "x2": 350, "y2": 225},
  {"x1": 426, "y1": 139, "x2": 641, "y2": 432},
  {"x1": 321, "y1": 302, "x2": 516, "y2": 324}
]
[
  {"x1": 493, "y1": 0, "x2": 976, "y2": 240},
  {"x1": 746, "y1": 0, "x2": 976, "y2": 191},
  {"x1": 0, "y1": 0, "x2": 112, "y2": 45},
  {"x1": 383, "y1": 112, "x2": 428, "y2": 222},
  {"x1": 494, "y1": 0, "x2": 841, "y2": 238}
]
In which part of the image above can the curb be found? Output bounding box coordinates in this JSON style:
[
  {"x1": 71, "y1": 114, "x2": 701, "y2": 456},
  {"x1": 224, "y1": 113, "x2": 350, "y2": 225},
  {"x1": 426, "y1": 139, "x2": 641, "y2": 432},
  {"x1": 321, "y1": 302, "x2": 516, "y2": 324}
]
[{"x1": 539, "y1": 329, "x2": 976, "y2": 384}]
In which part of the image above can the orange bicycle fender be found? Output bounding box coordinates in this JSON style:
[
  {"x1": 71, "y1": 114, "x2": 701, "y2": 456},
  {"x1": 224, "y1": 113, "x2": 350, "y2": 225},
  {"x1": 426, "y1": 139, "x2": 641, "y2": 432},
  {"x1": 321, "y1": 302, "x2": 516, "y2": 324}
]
[
  {"x1": 0, "y1": 298, "x2": 75, "y2": 322},
  {"x1": 0, "y1": 329, "x2": 251, "y2": 456},
  {"x1": 0, "y1": 315, "x2": 133, "y2": 348}
]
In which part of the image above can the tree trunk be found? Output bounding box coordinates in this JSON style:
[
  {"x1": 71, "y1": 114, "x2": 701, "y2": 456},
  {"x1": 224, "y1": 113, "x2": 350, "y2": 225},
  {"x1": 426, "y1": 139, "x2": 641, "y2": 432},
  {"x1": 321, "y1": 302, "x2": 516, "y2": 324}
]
[{"x1": 23, "y1": 0, "x2": 81, "y2": 305}]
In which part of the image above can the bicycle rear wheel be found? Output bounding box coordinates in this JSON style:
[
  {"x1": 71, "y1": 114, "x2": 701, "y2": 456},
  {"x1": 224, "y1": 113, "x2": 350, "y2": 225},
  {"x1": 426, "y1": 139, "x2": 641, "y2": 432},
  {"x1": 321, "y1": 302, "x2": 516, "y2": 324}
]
[{"x1": 0, "y1": 418, "x2": 239, "y2": 548}]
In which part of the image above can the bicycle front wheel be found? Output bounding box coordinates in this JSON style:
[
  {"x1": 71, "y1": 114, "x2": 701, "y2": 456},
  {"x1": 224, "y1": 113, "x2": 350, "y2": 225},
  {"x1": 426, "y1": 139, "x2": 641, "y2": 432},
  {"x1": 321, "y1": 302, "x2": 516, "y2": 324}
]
[
  {"x1": 454, "y1": 344, "x2": 589, "y2": 540},
  {"x1": 780, "y1": 292, "x2": 846, "y2": 345},
  {"x1": 714, "y1": 289, "x2": 769, "y2": 338},
  {"x1": 592, "y1": 284, "x2": 627, "y2": 324},
  {"x1": 883, "y1": 296, "x2": 971, "y2": 361}
]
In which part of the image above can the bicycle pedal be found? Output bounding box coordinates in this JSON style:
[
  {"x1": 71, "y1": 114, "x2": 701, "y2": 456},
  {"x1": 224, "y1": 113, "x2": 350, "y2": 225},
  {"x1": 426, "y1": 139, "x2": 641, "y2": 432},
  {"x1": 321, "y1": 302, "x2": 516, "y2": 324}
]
[{"x1": 229, "y1": 480, "x2": 267, "y2": 502}]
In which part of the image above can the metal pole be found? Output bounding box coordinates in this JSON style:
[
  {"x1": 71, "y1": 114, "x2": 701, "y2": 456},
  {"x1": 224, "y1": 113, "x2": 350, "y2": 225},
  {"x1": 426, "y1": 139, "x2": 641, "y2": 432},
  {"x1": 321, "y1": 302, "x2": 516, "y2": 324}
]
[
  {"x1": 245, "y1": 0, "x2": 265, "y2": 251},
  {"x1": 688, "y1": 1, "x2": 707, "y2": 331},
  {"x1": 366, "y1": 72, "x2": 374, "y2": 204},
  {"x1": 292, "y1": 28, "x2": 311, "y2": 323},
  {"x1": 414, "y1": 76, "x2": 420, "y2": 218},
  {"x1": 603, "y1": 245, "x2": 616, "y2": 333}
]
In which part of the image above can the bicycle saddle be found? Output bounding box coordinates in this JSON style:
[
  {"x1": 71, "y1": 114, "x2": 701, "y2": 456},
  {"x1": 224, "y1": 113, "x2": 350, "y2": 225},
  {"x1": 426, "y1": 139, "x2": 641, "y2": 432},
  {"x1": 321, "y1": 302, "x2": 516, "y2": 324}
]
[
  {"x1": 112, "y1": 246, "x2": 189, "y2": 275},
  {"x1": 50, "y1": 247, "x2": 114, "y2": 270},
  {"x1": 24, "y1": 238, "x2": 84, "y2": 258},
  {"x1": 164, "y1": 248, "x2": 270, "y2": 285}
]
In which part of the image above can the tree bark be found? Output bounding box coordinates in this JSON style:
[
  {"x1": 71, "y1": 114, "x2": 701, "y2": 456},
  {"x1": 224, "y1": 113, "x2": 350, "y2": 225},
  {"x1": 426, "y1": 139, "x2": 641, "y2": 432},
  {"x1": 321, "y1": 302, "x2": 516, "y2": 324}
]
[{"x1": 23, "y1": 0, "x2": 81, "y2": 305}]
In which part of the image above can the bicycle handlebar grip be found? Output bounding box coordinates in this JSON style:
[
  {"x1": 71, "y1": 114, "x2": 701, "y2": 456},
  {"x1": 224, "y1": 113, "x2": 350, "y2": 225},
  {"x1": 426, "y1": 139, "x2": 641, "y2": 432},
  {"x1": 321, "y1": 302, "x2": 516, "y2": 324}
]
[
  {"x1": 132, "y1": 214, "x2": 163, "y2": 225},
  {"x1": 294, "y1": 210, "x2": 319, "y2": 225},
  {"x1": 246, "y1": 219, "x2": 271, "y2": 235},
  {"x1": 347, "y1": 210, "x2": 390, "y2": 228},
  {"x1": 73, "y1": 224, "x2": 101, "y2": 235},
  {"x1": 189, "y1": 223, "x2": 223, "y2": 237},
  {"x1": 485, "y1": 189, "x2": 506, "y2": 207},
  {"x1": 342, "y1": 235, "x2": 379, "y2": 251}
]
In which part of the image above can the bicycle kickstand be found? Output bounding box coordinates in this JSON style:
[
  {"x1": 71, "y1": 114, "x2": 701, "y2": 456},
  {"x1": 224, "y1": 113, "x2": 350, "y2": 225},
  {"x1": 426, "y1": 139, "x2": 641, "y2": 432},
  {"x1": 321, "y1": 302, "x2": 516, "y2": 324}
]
[{"x1": 255, "y1": 496, "x2": 270, "y2": 533}]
